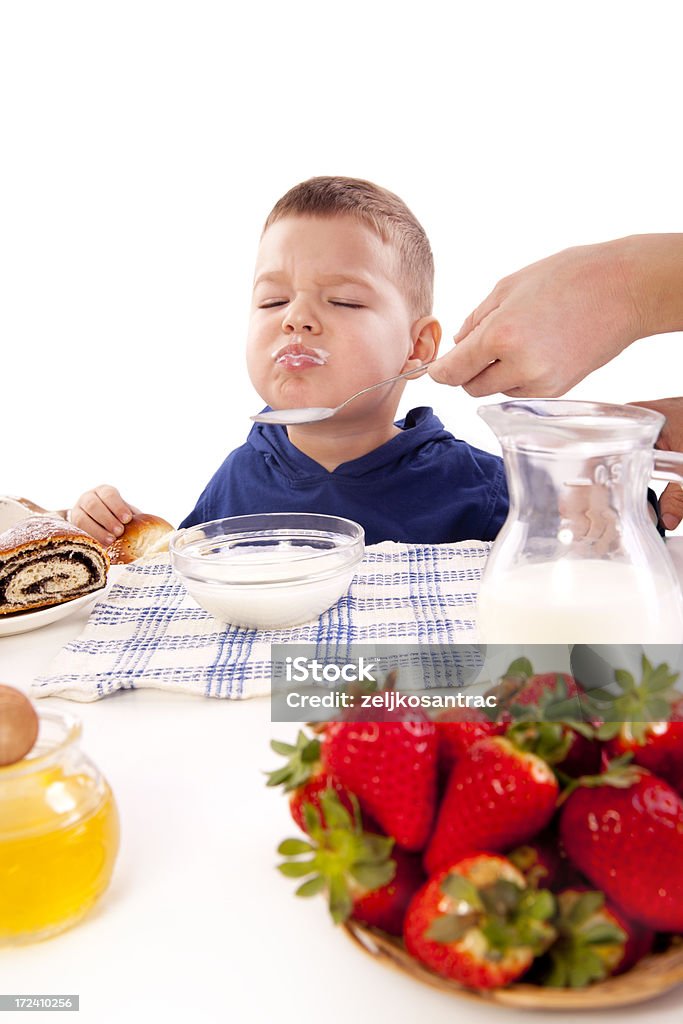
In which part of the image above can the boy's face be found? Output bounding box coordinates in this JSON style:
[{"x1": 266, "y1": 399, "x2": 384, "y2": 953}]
[{"x1": 247, "y1": 215, "x2": 437, "y2": 421}]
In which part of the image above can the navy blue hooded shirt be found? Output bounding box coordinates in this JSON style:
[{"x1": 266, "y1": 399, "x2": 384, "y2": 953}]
[{"x1": 180, "y1": 407, "x2": 509, "y2": 545}]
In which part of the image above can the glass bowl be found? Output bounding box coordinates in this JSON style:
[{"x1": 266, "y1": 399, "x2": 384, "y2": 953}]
[
  {"x1": 169, "y1": 513, "x2": 365, "y2": 629},
  {"x1": 0, "y1": 710, "x2": 120, "y2": 945}
]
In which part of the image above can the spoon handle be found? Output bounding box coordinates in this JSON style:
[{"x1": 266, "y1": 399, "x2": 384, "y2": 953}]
[{"x1": 336, "y1": 357, "x2": 438, "y2": 411}]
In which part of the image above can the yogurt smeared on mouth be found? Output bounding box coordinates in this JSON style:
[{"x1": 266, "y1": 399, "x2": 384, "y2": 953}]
[{"x1": 272, "y1": 342, "x2": 330, "y2": 371}]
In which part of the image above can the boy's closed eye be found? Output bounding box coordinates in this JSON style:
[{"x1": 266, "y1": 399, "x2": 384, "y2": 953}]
[{"x1": 257, "y1": 298, "x2": 365, "y2": 309}]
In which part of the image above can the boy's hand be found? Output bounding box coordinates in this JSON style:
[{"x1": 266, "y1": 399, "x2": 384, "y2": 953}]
[{"x1": 70, "y1": 486, "x2": 141, "y2": 546}]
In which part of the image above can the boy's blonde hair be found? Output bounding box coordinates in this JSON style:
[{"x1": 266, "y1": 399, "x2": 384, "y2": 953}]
[{"x1": 263, "y1": 176, "x2": 434, "y2": 317}]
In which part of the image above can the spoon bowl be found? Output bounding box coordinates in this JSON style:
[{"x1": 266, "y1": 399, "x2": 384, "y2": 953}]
[{"x1": 250, "y1": 359, "x2": 437, "y2": 426}]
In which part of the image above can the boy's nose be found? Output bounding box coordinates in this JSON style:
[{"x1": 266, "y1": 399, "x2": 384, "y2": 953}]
[{"x1": 281, "y1": 304, "x2": 321, "y2": 334}]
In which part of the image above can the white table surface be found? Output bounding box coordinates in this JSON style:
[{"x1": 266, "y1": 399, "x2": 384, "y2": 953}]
[{"x1": 2, "y1": 543, "x2": 683, "y2": 1024}]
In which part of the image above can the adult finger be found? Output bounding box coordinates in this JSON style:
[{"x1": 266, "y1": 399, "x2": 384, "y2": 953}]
[
  {"x1": 459, "y1": 357, "x2": 553, "y2": 398},
  {"x1": 659, "y1": 483, "x2": 683, "y2": 531},
  {"x1": 452, "y1": 292, "x2": 502, "y2": 345},
  {"x1": 428, "y1": 322, "x2": 498, "y2": 387}
]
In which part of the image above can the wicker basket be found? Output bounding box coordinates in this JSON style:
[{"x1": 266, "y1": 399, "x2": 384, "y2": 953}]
[{"x1": 343, "y1": 922, "x2": 683, "y2": 1009}]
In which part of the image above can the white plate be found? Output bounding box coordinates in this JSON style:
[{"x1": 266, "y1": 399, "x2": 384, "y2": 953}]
[
  {"x1": 0, "y1": 591, "x2": 101, "y2": 637},
  {"x1": 0, "y1": 497, "x2": 35, "y2": 533}
]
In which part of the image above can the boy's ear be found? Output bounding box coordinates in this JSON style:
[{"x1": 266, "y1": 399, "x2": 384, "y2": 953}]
[{"x1": 403, "y1": 317, "x2": 442, "y2": 370}]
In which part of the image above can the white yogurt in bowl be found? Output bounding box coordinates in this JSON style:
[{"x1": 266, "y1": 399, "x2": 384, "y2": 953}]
[{"x1": 169, "y1": 513, "x2": 364, "y2": 629}]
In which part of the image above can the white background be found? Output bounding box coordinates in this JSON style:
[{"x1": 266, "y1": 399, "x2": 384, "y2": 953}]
[
  {"x1": 1, "y1": 1, "x2": 682, "y2": 529},
  {"x1": 1, "y1": 6, "x2": 683, "y2": 1022}
]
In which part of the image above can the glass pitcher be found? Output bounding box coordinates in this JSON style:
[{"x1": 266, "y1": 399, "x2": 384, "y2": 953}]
[{"x1": 476, "y1": 400, "x2": 683, "y2": 644}]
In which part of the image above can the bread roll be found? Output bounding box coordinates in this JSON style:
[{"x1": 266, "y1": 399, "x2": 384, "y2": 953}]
[
  {"x1": 106, "y1": 513, "x2": 175, "y2": 564},
  {"x1": 0, "y1": 516, "x2": 109, "y2": 615}
]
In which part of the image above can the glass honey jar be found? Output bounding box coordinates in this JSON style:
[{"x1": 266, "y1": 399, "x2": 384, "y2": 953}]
[{"x1": 0, "y1": 710, "x2": 119, "y2": 944}]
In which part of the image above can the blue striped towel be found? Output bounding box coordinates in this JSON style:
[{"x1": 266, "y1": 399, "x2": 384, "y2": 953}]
[{"x1": 30, "y1": 541, "x2": 490, "y2": 702}]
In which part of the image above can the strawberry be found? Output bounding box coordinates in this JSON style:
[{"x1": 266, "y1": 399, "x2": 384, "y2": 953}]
[
  {"x1": 591, "y1": 658, "x2": 683, "y2": 792},
  {"x1": 504, "y1": 718, "x2": 601, "y2": 779},
  {"x1": 351, "y1": 847, "x2": 426, "y2": 936},
  {"x1": 435, "y1": 707, "x2": 505, "y2": 771},
  {"x1": 513, "y1": 672, "x2": 582, "y2": 712},
  {"x1": 321, "y1": 717, "x2": 438, "y2": 851},
  {"x1": 507, "y1": 838, "x2": 563, "y2": 890},
  {"x1": 424, "y1": 736, "x2": 559, "y2": 875},
  {"x1": 404, "y1": 854, "x2": 556, "y2": 988},
  {"x1": 607, "y1": 716, "x2": 683, "y2": 793},
  {"x1": 560, "y1": 762, "x2": 683, "y2": 931},
  {"x1": 266, "y1": 730, "x2": 353, "y2": 832},
  {"x1": 497, "y1": 661, "x2": 600, "y2": 777},
  {"x1": 539, "y1": 888, "x2": 654, "y2": 987},
  {"x1": 277, "y1": 790, "x2": 423, "y2": 936},
  {"x1": 499, "y1": 659, "x2": 584, "y2": 717},
  {"x1": 288, "y1": 773, "x2": 354, "y2": 833},
  {"x1": 554, "y1": 728, "x2": 603, "y2": 778}
]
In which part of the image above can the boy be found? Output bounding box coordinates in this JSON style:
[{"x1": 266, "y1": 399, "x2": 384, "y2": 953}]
[{"x1": 71, "y1": 177, "x2": 508, "y2": 546}]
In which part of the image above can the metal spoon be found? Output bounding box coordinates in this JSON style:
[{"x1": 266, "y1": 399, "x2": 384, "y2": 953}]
[{"x1": 250, "y1": 358, "x2": 438, "y2": 425}]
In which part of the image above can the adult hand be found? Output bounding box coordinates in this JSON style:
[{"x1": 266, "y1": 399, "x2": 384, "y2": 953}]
[
  {"x1": 631, "y1": 397, "x2": 683, "y2": 531},
  {"x1": 429, "y1": 235, "x2": 683, "y2": 398}
]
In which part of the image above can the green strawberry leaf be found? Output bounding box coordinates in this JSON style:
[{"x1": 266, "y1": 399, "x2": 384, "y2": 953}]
[
  {"x1": 480, "y1": 879, "x2": 524, "y2": 917},
  {"x1": 441, "y1": 873, "x2": 483, "y2": 909},
  {"x1": 588, "y1": 658, "x2": 681, "y2": 727},
  {"x1": 328, "y1": 874, "x2": 353, "y2": 924},
  {"x1": 361, "y1": 833, "x2": 395, "y2": 860},
  {"x1": 543, "y1": 957, "x2": 569, "y2": 989},
  {"x1": 277, "y1": 838, "x2": 314, "y2": 856},
  {"x1": 265, "y1": 766, "x2": 296, "y2": 787},
  {"x1": 350, "y1": 861, "x2": 395, "y2": 891},
  {"x1": 319, "y1": 789, "x2": 353, "y2": 830},
  {"x1": 295, "y1": 875, "x2": 326, "y2": 898},
  {"x1": 583, "y1": 687, "x2": 619, "y2": 704},
  {"x1": 560, "y1": 718, "x2": 595, "y2": 740},
  {"x1": 480, "y1": 918, "x2": 515, "y2": 952},
  {"x1": 523, "y1": 889, "x2": 555, "y2": 922},
  {"x1": 582, "y1": 923, "x2": 627, "y2": 946},
  {"x1": 426, "y1": 914, "x2": 476, "y2": 944},
  {"x1": 266, "y1": 731, "x2": 321, "y2": 791},
  {"x1": 568, "y1": 950, "x2": 607, "y2": 988},
  {"x1": 596, "y1": 721, "x2": 621, "y2": 740},
  {"x1": 505, "y1": 657, "x2": 534, "y2": 679},
  {"x1": 270, "y1": 739, "x2": 297, "y2": 757},
  {"x1": 301, "y1": 739, "x2": 322, "y2": 762},
  {"x1": 566, "y1": 890, "x2": 605, "y2": 925},
  {"x1": 614, "y1": 669, "x2": 637, "y2": 693},
  {"x1": 303, "y1": 803, "x2": 322, "y2": 837},
  {"x1": 645, "y1": 697, "x2": 673, "y2": 720},
  {"x1": 278, "y1": 860, "x2": 316, "y2": 878}
]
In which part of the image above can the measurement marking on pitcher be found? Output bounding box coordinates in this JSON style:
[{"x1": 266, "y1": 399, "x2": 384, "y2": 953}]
[{"x1": 594, "y1": 463, "x2": 623, "y2": 485}]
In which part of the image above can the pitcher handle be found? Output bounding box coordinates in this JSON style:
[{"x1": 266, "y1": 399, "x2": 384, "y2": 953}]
[{"x1": 653, "y1": 450, "x2": 683, "y2": 484}]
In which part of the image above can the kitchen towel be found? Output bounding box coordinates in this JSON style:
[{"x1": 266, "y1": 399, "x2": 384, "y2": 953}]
[{"x1": 30, "y1": 540, "x2": 489, "y2": 701}]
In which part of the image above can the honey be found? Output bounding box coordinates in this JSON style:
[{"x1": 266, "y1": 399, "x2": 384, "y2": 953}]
[{"x1": 0, "y1": 713, "x2": 120, "y2": 944}]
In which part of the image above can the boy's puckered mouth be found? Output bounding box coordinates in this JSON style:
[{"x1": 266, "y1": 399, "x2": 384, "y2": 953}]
[{"x1": 272, "y1": 342, "x2": 330, "y2": 370}]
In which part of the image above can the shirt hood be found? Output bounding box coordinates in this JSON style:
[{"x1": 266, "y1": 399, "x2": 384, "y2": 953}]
[{"x1": 246, "y1": 407, "x2": 454, "y2": 481}]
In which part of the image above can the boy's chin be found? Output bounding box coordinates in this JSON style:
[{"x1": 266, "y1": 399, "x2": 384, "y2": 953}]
[{"x1": 266, "y1": 378, "x2": 334, "y2": 410}]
